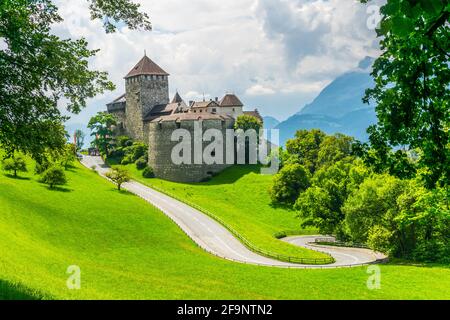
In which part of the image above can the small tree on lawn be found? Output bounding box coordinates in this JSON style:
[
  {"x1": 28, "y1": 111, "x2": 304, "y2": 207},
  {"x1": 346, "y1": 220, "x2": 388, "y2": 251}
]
[
  {"x1": 41, "y1": 166, "x2": 67, "y2": 189},
  {"x1": 106, "y1": 167, "x2": 130, "y2": 191},
  {"x1": 2, "y1": 155, "x2": 27, "y2": 177}
]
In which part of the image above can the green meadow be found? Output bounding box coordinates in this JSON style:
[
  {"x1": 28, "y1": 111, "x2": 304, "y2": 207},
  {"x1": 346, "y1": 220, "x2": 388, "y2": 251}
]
[
  {"x1": 0, "y1": 159, "x2": 449, "y2": 299},
  {"x1": 113, "y1": 161, "x2": 330, "y2": 261}
]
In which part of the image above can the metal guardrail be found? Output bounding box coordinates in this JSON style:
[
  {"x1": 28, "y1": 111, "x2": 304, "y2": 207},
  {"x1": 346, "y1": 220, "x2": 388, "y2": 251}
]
[
  {"x1": 146, "y1": 183, "x2": 335, "y2": 266},
  {"x1": 315, "y1": 238, "x2": 369, "y2": 249}
]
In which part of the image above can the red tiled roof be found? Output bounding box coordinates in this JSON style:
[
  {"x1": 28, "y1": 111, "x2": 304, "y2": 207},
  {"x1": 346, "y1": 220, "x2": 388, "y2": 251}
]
[
  {"x1": 125, "y1": 55, "x2": 169, "y2": 78},
  {"x1": 219, "y1": 94, "x2": 243, "y2": 107}
]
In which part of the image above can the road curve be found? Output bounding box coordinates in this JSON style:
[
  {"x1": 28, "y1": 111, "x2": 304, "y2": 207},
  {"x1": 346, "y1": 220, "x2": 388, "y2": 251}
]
[{"x1": 81, "y1": 156, "x2": 386, "y2": 269}]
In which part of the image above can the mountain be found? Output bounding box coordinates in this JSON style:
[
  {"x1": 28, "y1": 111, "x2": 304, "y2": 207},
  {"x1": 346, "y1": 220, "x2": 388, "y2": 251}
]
[
  {"x1": 263, "y1": 116, "x2": 280, "y2": 130},
  {"x1": 275, "y1": 58, "x2": 377, "y2": 145}
]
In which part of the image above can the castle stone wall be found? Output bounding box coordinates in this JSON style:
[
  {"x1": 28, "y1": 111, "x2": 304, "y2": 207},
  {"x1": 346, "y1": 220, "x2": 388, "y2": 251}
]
[
  {"x1": 125, "y1": 75, "x2": 169, "y2": 141},
  {"x1": 148, "y1": 119, "x2": 235, "y2": 183}
]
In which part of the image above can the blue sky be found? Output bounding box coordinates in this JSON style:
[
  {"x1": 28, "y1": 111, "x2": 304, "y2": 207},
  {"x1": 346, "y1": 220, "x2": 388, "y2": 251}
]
[{"x1": 53, "y1": 0, "x2": 383, "y2": 132}]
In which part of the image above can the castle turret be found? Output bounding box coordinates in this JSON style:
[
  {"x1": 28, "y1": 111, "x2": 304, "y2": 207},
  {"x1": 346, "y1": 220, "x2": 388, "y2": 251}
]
[{"x1": 124, "y1": 54, "x2": 170, "y2": 141}]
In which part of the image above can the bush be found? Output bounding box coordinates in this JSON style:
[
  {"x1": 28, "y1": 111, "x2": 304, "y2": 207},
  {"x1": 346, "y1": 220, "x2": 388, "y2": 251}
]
[
  {"x1": 121, "y1": 154, "x2": 134, "y2": 165},
  {"x1": 40, "y1": 166, "x2": 67, "y2": 189},
  {"x1": 135, "y1": 157, "x2": 147, "y2": 170},
  {"x1": 367, "y1": 225, "x2": 393, "y2": 254},
  {"x1": 142, "y1": 166, "x2": 155, "y2": 178},
  {"x1": 106, "y1": 167, "x2": 130, "y2": 191},
  {"x1": 2, "y1": 156, "x2": 27, "y2": 177},
  {"x1": 35, "y1": 159, "x2": 51, "y2": 175}
]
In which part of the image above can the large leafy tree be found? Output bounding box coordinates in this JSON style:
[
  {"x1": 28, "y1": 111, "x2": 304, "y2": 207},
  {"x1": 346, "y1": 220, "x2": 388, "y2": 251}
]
[
  {"x1": 88, "y1": 112, "x2": 117, "y2": 156},
  {"x1": 0, "y1": 0, "x2": 151, "y2": 159},
  {"x1": 360, "y1": 0, "x2": 450, "y2": 188}
]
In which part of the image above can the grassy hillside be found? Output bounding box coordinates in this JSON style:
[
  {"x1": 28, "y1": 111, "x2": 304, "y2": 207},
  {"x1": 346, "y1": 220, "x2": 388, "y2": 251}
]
[
  {"x1": 0, "y1": 160, "x2": 449, "y2": 299},
  {"x1": 111, "y1": 161, "x2": 327, "y2": 261}
]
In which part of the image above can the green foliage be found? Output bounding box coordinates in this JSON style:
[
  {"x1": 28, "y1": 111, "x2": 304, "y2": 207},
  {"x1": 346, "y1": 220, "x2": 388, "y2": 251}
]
[
  {"x1": 234, "y1": 114, "x2": 263, "y2": 133},
  {"x1": 317, "y1": 134, "x2": 355, "y2": 169},
  {"x1": 74, "y1": 130, "x2": 86, "y2": 151},
  {"x1": 359, "y1": 0, "x2": 450, "y2": 188},
  {"x1": 135, "y1": 157, "x2": 147, "y2": 170},
  {"x1": 40, "y1": 166, "x2": 67, "y2": 189},
  {"x1": 142, "y1": 166, "x2": 155, "y2": 178},
  {"x1": 343, "y1": 175, "x2": 450, "y2": 262},
  {"x1": 119, "y1": 141, "x2": 148, "y2": 165},
  {"x1": 269, "y1": 164, "x2": 311, "y2": 205},
  {"x1": 0, "y1": 1, "x2": 115, "y2": 159},
  {"x1": 88, "y1": 112, "x2": 118, "y2": 156},
  {"x1": 285, "y1": 129, "x2": 326, "y2": 173},
  {"x1": 295, "y1": 159, "x2": 369, "y2": 235},
  {"x1": 367, "y1": 225, "x2": 393, "y2": 255},
  {"x1": 61, "y1": 144, "x2": 77, "y2": 170},
  {"x1": 106, "y1": 167, "x2": 130, "y2": 191},
  {"x1": 1, "y1": 155, "x2": 27, "y2": 177},
  {"x1": 343, "y1": 174, "x2": 406, "y2": 243},
  {"x1": 87, "y1": 0, "x2": 152, "y2": 33},
  {"x1": 0, "y1": 0, "x2": 150, "y2": 158}
]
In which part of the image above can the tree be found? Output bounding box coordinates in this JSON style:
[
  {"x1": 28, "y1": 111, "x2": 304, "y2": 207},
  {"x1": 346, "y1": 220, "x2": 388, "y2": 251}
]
[
  {"x1": 1, "y1": 155, "x2": 27, "y2": 177},
  {"x1": 234, "y1": 115, "x2": 263, "y2": 133},
  {"x1": 343, "y1": 174, "x2": 406, "y2": 244},
  {"x1": 295, "y1": 186, "x2": 335, "y2": 235},
  {"x1": 40, "y1": 166, "x2": 67, "y2": 189},
  {"x1": 75, "y1": 130, "x2": 86, "y2": 151},
  {"x1": 269, "y1": 164, "x2": 311, "y2": 205},
  {"x1": 316, "y1": 134, "x2": 354, "y2": 169},
  {"x1": 296, "y1": 159, "x2": 370, "y2": 236},
  {"x1": 61, "y1": 144, "x2": 77, "y2": 170},
  {"x1": 285, "y1": 129, "x2": 327, "y2": 173},
  {"x1": 0, "y1": 0, "x2": 151, "y2": 159},
  {"x1": 359, "y1": 0, "x2": 450, "y2": 188},
  {"x1": 106, "y1": 167, "x2": 130, "y2": 191},
  {"x1": 88, "y1": 112, "x2": 118, "y2": 156}
]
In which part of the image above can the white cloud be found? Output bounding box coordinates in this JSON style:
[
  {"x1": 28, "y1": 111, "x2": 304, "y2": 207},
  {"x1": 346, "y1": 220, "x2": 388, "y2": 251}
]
[
  {"x1": 51, "y1": 0, "x2": 381, "y2": 123},
  {"x1": 0, "y1": 37, "x2": 7, "y2": 50},
  {"x1": 246, "y1": 85, "x2": 276, "y2": 96}
]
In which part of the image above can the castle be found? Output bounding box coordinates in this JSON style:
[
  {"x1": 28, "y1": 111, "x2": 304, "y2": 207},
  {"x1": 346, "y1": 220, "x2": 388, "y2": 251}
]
[{"x1": 107, "y1": 54, "x2": 263, "y2": 182}]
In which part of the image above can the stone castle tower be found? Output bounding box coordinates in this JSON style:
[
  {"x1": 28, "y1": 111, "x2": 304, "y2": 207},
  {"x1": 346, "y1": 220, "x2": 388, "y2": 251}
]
[
  {"x1": 107, "y1": 54, "x2": 264, "y2": 182},
  {"x1": 124, "y1": 54, "x2": 170, "y2": 141}
]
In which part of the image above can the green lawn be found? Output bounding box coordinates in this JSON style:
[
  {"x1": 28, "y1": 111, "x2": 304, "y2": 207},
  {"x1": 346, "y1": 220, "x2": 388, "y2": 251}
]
[
  {"x1": 0, "y1": 160, "x2": 449, "y2": 299},
  {"x1": 113, "y1": 161, "x2": 328, "y2": 261}
]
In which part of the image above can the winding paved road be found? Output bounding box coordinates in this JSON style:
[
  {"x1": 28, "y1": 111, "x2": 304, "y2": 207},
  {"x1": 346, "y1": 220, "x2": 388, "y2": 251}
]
[{"x1": 81, "y1": 156, "x2": 386, "y2": 269}]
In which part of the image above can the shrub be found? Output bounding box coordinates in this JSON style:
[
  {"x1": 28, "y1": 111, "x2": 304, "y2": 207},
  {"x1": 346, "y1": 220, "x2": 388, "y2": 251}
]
[
  {"x1": 40, "y1": 166, "x2": 67, "y2": 189},
  {"x1": 2, "y1": 155, "x2": 27, "y2": 177},
  {"x1": 367, "y1": 225, "x2": 393, "y2": 254},
  {"x1": 106, "y1": 167, "x2": 130, "y2": 191},
  {"x1": 121, "y1": 154, "x2": 134, "y2": 165},
  {"x1": 135, "y1": 157, "x2": 147, "y2": 170},
  {"x1": 117, "y1": 136, "x2": 133, "y2": 148},
  {"x1": 142, "y1": 166, "x2": 155, "y2": 178}
]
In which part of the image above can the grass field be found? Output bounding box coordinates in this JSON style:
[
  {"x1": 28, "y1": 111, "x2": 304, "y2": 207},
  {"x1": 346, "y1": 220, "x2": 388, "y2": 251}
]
[
  {"x1": 0, "y1": 158, "x2": 449, "y2": 299},
  {"x1": 112, "y1": 160, "x2": 329, "y2": 261}
]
